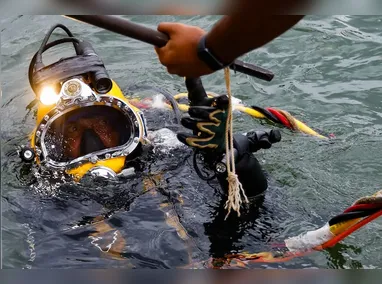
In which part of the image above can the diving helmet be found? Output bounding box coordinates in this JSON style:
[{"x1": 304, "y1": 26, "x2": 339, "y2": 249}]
[{"x1": 26, "y1": 24, "x2": 148, "y2": 181}]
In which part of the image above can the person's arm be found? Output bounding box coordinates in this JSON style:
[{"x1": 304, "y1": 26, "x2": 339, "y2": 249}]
[
  {"x1": 205, "y1": 15, "x2": 304, "y2": 66},
  {"x1": 155, "y1": 0, "x2": 308, "y2": 77},
  {"x1": 206, "y1": 0, "x2": 309, "y2": 64}
]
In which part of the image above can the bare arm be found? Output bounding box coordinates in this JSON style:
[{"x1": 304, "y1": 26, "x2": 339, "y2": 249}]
[
  {"x1": 155, "y1": 0, "x2": 308, "y2": 77},
  {"x1": 206, "y1": 15, "x2": 304, "y2": 65}
]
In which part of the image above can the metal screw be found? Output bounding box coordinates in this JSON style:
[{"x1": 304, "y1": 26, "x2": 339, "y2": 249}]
[
  {"x1": 23, "y1": 150, "x2": 33, "y2": 160},
  {"x1": 90, "y1": 156, "x2": 98, "y2": 164},
  {"x1": 216, "y1": 162, "x2": 227, "y2": 173}
]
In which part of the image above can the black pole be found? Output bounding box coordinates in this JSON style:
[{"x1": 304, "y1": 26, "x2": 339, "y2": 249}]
[{"x1": 65, "y1": 15, "x2": 274, "y2": 82}]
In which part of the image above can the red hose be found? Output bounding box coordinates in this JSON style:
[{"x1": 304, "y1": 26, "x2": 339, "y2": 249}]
[
  {"x1": 267, "y1": 107, "x2": 293, "y2": 129},
  {"x1": 343, "y1": 203, "x2": 382, "y2": 213}
]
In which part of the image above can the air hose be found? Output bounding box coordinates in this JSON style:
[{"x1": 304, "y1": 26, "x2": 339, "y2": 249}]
[{"x1": 29, "y1": 24, "x2": 113, "y2": 95}]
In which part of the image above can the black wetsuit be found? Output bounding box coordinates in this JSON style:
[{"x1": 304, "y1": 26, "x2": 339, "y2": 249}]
[{"x1": 216, "y1": 133, "x2": 268, "y2": 197}]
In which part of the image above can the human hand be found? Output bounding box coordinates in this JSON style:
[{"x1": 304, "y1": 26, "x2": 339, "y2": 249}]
[
  {"x1": 177, "y1": 95, "x2": 229, "y2": 153},
  {"x1": 154, "y1": 22, "x2": 214, "y2": 77}
]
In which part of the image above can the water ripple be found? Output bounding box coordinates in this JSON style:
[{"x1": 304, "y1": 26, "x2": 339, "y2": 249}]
[{"x1": 2, "y1": 15, "x2": 382, "y2": 269}]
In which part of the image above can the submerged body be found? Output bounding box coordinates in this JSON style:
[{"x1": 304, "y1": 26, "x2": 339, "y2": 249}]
[{"x1": 15, "y1": 118, "x2": 276, "y2": 268}]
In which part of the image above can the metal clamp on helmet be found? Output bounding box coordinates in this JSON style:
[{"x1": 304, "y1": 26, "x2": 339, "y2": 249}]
[{"x1": 18, "y1": 145, "x2": 36, "y2": 163}]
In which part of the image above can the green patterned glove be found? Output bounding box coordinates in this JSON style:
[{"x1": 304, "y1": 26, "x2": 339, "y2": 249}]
[{"x1": 177, "y1": 95, "x2": 229, "y2": 153}]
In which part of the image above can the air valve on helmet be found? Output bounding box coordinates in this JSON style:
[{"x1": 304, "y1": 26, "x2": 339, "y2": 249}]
[{"x1": 18, "y1": 146, "x2": 36, "y2": 163}]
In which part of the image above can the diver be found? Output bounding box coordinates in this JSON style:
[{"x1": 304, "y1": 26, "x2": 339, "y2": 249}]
[
  {"x1": 21, "y1": 23, "x2": 281, "y2": 200},
  {"x1": 19, "y1": 24, "x2": 282, "y2": 263}
]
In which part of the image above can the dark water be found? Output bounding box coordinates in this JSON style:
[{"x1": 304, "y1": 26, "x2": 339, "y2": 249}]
[{"x1": 2, "y1": 15, "x2": 382, "y2": 269}]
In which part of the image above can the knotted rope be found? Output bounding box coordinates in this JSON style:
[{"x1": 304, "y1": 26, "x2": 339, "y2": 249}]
[{"x1": 223, "y1": 67, "x2": 249, "y2": 219}]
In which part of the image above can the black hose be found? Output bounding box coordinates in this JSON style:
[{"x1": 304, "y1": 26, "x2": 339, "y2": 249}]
[
  {"x1": 185, "y1": 77, "x2": 208, "y2": 107},
  {"x1": 193, "y1": 150, "x2": 216, "y2": 181},
  {"x1": 328, "y1": 208, "x2": 380, "y2": 226},
  {"x1": 251, "y1": 106, "x2": 281, "y2": 124},
  {"x1": 35, "y1": 24, "x2": 80, "y2": 70},
  {"x1": 29, "y1": 37, "x2": 81, "y2": 94}
]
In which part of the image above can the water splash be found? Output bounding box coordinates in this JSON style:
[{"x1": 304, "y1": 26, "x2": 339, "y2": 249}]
[
  {"x1": 21, "y1": 223, "x2": 36, "y2": 269},
  {"x1": 148, "y1": 128, "x2": 184, "y2": 154}
]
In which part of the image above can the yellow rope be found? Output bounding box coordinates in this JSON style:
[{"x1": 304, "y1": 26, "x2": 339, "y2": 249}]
[{"x1": 223, "y1": 68, "x2": 249, "y2": 219}]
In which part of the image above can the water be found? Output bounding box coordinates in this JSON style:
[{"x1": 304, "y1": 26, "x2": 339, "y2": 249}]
[{"x1": 2, "y1": 15, "x2": 382, "y2": 269}]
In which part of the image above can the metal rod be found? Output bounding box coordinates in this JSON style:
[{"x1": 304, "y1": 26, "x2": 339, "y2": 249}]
[{"x1": 65, "y1": 15, "x2": 274, "y2": 82}]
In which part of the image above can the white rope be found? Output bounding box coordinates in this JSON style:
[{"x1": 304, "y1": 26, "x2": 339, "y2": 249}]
[{"x1": 223, "y1": 67, "x2": 249, "y2": 219}]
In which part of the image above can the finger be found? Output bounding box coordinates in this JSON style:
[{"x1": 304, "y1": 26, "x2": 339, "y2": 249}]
[
  {"x1": 166, "y1": 65, "x2": 197, "y2": 78},
  {"x1": 181, "y1": 117, "x2": 205, "y2": 132},
  {"x1": 177, "y1": 132, "x2": 194, "y2": 147},
  {"x1": 154, "y1": 46, "x2": 165, "y2": 63},
  {"x1": 166, "y1": 65, "x2": 183, "y2": 76},
  {"x1": 154, "y1": 46, "x2": 161, "y2": 55},
  {"x1": 166, "y1": 63, "x2": 215, "y2": 78},
  {"x1": 189, "y1": 96, "x2": 227, "y2": 108},
  {"x1": 155, "y1": 48, "x2": 174, "y2": 67},
  {"x1": 157, "y1": 22, "x2": 183, "y2": 36},
  {"x1": 194, "y1": 97, "x2": 215, "y2": 107},
  {"x1": 189, "y1": 106, "x2": 223, "y2": 120},
  {"x1": 214, "y1": 95, "x2": 229, "y2": 109},
  {"x1": 177, "y1": 132, "x2": 213, "y2": 148}
]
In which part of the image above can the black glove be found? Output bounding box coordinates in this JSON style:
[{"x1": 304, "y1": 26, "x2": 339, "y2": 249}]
[
  {"x1": 177, "y1": 77, "x2": 229, "y2": 154},
  {"x1": 246, "y1": 129, "x2": 282, "y2": 153},
  {"x1": 217, "y1": 129, "x2": 281, "y2": 174},
  {"x1": 177, "y1": 95, "x2": 229, "y2": 154}
]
